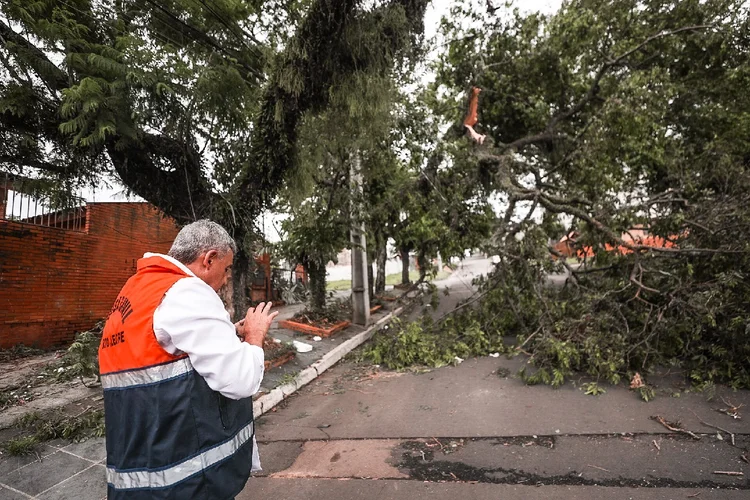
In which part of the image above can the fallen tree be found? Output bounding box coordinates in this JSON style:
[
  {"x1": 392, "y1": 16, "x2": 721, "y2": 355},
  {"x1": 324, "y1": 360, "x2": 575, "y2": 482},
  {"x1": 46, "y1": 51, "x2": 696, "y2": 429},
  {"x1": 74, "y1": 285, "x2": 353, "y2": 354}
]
[{"x1": 370, "y1": 0, "x2": 750, "y2": 390}]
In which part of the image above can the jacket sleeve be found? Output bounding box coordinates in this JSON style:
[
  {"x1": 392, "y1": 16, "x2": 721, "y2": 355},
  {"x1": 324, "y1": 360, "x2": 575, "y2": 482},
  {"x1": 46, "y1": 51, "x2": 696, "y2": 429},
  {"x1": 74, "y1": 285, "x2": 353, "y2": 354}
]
[{"x1": 153, "y1": 277, "x2": 265, "y2": 400}]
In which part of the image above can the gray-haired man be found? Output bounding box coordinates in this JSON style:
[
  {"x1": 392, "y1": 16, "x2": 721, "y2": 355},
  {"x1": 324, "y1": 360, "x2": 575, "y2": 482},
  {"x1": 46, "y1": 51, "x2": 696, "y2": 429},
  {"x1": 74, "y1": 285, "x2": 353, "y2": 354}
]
[{"x1": 99, "y1": 219, "x2": 276, "y2": 499}]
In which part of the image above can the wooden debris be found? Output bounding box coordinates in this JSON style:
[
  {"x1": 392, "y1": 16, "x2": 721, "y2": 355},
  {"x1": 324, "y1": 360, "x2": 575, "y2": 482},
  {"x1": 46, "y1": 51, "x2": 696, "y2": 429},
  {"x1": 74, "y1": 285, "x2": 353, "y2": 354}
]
[
  {"x1": 740, "y1": 453, "x2": 749, "y2": 464},
  {"x1": 652, "y1": 439, "x2": 661, "y2": 451},
  {"x1": 686, "y1": 493, "x2": 702, "y2": 498},
  {"x1": 712, "y1": 471, "x2": 743, "y2": 476},
  {"x1": 717, "y1": 397, "x2": 744, "y2": 420},
  {"x1": 587, "y1": 464, "x2": 611, "y2": 472},
  {"x1": 630, "y1": 372, "x2": 645, "y2": 389},
  {"x1": 690, "y1": 409, "x2": 736, "y2": 447},
  {"x1": 650, "y1": 415, "x2": 701, "y2": 440}
]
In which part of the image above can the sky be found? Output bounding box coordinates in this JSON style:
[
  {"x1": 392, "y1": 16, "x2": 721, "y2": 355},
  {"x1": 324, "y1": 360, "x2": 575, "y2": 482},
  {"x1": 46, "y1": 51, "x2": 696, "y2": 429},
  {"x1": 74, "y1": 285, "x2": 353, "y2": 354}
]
[{"x1": 424, "y1": 0, "x2": 563, "y2": 41}]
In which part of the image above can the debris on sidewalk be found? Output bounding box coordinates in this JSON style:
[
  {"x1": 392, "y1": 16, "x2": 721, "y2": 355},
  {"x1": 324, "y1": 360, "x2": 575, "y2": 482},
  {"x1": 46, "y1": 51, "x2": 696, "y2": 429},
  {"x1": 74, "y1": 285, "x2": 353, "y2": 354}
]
[
  {"x1": 292, "y1": 340, "x2": 313, "y2": 353},
  {"x1": 689, "y1": 409, "x2": 736, "y2": 446},
  {"x1": 587, "y1": 464, "x2": 610, "y2": 473},
  {"x1": 630, "y1": 372, "x2": 645, "y2": 389},
  {"x1": 717, "y1": 397, "x2": 743, "y2": 420},
  {"x1": 650, "y1": 415, "x2": 701, "y2": 440},
  {"x1": 712, "y1": 471, "x2": 743, "y2": 477}
]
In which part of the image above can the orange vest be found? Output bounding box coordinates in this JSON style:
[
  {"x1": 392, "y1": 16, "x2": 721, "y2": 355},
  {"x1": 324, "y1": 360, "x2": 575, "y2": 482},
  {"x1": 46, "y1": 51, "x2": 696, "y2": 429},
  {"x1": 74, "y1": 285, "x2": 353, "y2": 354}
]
[
  {"x1": 100, "y1": 255, "x2": 256, "y2": 499},
  {"x1": 99, "y1": 256, "x2": 189, "y2": 374}
]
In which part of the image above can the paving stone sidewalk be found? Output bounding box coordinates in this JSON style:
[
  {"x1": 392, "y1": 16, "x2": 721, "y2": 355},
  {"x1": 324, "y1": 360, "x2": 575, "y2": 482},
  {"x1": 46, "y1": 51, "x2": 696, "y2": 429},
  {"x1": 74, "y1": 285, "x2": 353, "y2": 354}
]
[{"x1": 0, "y1": 438, "x2": 106, "y2": 500}]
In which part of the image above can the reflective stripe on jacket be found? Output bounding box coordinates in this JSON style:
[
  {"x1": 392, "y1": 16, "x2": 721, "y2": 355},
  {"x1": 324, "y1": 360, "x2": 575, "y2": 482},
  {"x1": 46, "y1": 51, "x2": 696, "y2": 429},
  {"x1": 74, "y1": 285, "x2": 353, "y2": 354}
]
[{"x1": 100, "y1": 256, "x2": 254, "y2": 499}]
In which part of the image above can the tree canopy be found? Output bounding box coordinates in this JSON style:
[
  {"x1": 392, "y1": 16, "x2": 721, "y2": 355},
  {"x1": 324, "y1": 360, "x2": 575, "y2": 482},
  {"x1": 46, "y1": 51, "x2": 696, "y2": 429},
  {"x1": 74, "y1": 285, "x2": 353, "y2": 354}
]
[
  {"x1": 422, "y1": 0, "x2": 750, "y2": 389},
  {"x1": 0, "y1": 0, "x2": 429, "y2": 314}
]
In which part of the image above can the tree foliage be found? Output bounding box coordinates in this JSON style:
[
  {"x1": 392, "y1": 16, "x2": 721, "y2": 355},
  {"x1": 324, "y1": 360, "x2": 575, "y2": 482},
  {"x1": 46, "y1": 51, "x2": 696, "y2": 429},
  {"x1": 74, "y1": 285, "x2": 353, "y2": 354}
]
[
  {"x1": 427, "y1": 0, "x2": 750, "y2": 389},
  {"x1": 0, "y1": 0, "x2": 429, "y2": 316}
]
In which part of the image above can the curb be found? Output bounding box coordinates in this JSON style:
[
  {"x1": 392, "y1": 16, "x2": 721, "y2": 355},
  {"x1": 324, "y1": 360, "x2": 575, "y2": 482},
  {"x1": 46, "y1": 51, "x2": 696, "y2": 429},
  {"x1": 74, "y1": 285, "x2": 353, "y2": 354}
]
[{"x1": 253, "y1": 306, "x2": 404, "y2": 416}]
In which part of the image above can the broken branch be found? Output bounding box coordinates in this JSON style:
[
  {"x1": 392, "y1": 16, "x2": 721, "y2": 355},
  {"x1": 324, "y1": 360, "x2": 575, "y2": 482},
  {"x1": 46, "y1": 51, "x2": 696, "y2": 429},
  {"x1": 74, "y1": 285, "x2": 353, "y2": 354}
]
[
  {"x1": 689, "y1": 409, "x2": 736, "y2": 447},
  {"x1": 650, "y1": 415, "x2": 701, "y2": 440},
  {"x1": 587, "y1": 464, "x2": 611, "y2": 472}
]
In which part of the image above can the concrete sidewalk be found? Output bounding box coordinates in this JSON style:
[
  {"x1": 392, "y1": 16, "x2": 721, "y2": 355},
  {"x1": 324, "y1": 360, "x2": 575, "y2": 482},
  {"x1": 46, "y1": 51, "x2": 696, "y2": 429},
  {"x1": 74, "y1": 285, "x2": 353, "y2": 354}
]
[
  {"x1": 248, "y1": 479, "x2": 749, "y2": 500},
  {"x1": 248, "y1": 356, "x2": 749, "y2": 498}
]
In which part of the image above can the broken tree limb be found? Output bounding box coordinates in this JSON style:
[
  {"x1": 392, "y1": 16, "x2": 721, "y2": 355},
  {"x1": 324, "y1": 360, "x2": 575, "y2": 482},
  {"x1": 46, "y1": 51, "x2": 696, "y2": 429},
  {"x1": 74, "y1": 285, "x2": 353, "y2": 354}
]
[
  {"x1": 712, "y1": 471, "x2": 743, "y2": 476},
  {"x1": 650, "y1": 415, "x2": 701, "y2": 440},
  {"x1": 718, "y1": 397, "x2": 744, "y2": 419},
  {"x1": 689, "y1": 409, "x2": 736, "y2": 447}
]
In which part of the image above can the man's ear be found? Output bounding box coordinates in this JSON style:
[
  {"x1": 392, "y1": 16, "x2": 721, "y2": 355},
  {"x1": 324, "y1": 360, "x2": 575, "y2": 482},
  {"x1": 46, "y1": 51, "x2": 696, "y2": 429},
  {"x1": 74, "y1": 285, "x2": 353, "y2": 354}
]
[{"x1": 204, "y1": 249, "x2": 219, "y2": 268}]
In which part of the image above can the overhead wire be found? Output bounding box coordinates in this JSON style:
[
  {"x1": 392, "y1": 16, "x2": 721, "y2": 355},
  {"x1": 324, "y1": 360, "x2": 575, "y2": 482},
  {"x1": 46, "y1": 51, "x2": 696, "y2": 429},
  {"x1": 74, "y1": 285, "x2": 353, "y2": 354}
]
[
  {"x1": 141, "y1": 0, "x2": 263, "y2": 78},
  {"x1": 190, "y1": 0, "x2": 264, "y2": 52},
  {"x1": 54, "y1": 0, "x2": 263, "y2": 80}
]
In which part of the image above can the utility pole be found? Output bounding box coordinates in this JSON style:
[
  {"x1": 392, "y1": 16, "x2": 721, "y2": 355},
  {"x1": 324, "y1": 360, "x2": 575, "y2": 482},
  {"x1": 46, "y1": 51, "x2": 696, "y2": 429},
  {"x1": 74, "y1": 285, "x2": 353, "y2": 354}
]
[{"x1": 350, "y1": 152, "x2": 370, "y2": 326}]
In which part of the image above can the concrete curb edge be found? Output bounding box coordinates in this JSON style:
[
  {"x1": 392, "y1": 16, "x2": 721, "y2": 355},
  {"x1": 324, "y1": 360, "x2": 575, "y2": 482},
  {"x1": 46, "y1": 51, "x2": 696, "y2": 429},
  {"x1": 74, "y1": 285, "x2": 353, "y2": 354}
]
[{"x1": 253, "y1": 307, "x2": 404, "y2": 416}]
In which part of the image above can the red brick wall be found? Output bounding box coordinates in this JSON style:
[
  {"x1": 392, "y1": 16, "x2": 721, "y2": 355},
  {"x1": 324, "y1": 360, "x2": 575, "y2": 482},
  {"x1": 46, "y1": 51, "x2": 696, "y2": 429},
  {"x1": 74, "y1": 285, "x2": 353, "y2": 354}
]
[{"x1": 0, "y1": 203, "x2": 180, "y2": 349}]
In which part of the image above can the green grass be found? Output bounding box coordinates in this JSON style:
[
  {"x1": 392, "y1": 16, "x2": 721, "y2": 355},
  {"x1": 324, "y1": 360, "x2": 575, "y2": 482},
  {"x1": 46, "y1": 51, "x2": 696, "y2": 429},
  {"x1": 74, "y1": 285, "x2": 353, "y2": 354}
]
[
  {"x1": 2, "y1": 435, "x2": 39, "y2": 456},
  {"x1": 277, "y1": 372, "x2": 298, "y2": 386},
  {"x1": 327, "y1": 279, "x2": 353, "y2": 291},
  {"x1": 1, "y1": 408, "x2": 106, "y2": 455},
  {"x1": 326, "y1": 270, "x2": 452, "y2": 292}
]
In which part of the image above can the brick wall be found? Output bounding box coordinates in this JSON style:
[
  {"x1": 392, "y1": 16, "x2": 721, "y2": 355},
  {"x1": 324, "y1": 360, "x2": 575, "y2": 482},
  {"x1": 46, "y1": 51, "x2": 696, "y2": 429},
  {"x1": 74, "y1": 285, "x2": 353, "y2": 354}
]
[{"x1": 0, "y1": 203, "x2": 180, "y2": 349}]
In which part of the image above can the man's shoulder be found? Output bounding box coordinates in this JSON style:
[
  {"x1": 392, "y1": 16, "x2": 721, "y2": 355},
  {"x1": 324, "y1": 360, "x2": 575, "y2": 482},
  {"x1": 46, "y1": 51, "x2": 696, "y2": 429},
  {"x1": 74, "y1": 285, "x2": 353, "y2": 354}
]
[{"x1": 166, "y1": 275, "x2": 216, "y2": 297}]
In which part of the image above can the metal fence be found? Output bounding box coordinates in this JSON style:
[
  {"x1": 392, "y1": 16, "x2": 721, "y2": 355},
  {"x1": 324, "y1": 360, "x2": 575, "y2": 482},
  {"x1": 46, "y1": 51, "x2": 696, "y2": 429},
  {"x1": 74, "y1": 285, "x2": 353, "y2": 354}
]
[{"x1": 1, "y1": 173, "x2": 87, "y2": 231}]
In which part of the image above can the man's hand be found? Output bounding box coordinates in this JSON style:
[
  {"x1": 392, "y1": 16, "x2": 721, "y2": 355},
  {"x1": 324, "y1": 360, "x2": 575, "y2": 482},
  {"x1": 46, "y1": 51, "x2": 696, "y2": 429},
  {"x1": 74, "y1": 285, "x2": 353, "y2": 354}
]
[{"x1": 238, "y1": 302, "x2": 279, "y2": 348}]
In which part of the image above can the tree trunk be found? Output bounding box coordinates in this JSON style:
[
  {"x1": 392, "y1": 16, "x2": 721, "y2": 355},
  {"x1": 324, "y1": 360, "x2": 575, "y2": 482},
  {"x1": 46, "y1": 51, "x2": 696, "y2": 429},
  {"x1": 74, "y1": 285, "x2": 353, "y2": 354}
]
[
  {"x1": 418, "y1": 251, "x2": 428, "y2": 283},
  {"x1": 400, "y1": 246, "x2": 410, "y2": 285},
  {"x1": 367, "y1": 253, "x2": 375, "y2": 303},
  {"x1": 375, "y1": 240, "x2": 387, "y2": 294},
  {"x1": 306, "y1": 261, "x2": 327, "y2": 315},
  {"x1": 231, "y1": 247, "x2": 251, "y2": 322}
]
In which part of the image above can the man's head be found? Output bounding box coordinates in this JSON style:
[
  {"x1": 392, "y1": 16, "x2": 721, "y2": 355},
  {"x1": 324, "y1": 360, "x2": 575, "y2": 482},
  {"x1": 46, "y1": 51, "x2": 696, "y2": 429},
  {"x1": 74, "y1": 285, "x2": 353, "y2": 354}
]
[{"x1": 168, "y1": 220, "x2": 237, "y2": 291}]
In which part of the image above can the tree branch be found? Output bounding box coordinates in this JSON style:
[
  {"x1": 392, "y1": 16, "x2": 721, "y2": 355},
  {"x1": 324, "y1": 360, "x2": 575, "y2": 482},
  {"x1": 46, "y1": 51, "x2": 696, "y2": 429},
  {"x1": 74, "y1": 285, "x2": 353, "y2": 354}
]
[
  {"x1": 0, "y1": 155, "x2": 70, "y2": 175},
  {"x1": 0, "y1": 19, "x2": 68, "y2": 92},
  {"x1": 545, "y1": 24, "x2": 713, "y2": 132}
]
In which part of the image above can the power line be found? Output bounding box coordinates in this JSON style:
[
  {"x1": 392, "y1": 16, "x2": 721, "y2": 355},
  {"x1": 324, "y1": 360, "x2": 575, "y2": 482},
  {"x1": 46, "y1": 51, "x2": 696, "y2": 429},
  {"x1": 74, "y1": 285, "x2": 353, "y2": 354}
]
[
  {"x1": 56, "y1": 0, "x2": 263, "y2": 79},
  {"x1": 142, "y1": 0, "x2": 263, "y2": 79},
  {"x1": 190, "y1": 0, "x2": 264, "y2": 52}
]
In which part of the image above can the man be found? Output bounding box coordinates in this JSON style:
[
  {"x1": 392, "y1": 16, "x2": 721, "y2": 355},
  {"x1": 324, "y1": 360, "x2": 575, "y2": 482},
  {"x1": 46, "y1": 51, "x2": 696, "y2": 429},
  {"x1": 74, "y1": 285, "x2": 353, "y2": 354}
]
[{"x1": 99, "y1": 220, "x2": 277, "y2": 499}]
